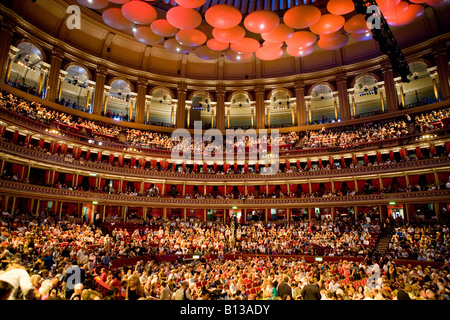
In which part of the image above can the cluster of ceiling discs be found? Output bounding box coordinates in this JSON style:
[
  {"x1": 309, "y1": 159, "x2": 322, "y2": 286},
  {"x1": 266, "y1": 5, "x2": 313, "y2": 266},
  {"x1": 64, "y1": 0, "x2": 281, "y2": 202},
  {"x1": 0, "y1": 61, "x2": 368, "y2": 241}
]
[{"x1": 77, "y1": 0, "x2": 448, "y2": 61}]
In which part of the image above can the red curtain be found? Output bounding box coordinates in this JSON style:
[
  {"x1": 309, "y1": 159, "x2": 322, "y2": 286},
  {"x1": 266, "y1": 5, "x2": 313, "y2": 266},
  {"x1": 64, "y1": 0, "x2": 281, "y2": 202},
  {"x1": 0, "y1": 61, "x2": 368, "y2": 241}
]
[
  {"x1": 363, "y1": 154, "x2": 369, "y2": 165},
  {"x1": 382, "y1": 178, "x2": 393, "y2": 187},
  {"x1": 341, "y1": 157, "x2": 345, "y2": 168},
  {"x1": 203, "y1": 163, "x2": 207, "y2": 172},
  {"x1": 133, "y1": 182, "x2": 141, "y2": 191},
  {"x1": 416, "y1": 147, "x2": 422, "y2": 160},
  {"x1": 280, "y1": 185, "x2": 288, "y2": 193},
  {"x1": 268, "y1": 185, "x2": 275, "y2": 194},
  {"x1": 300, "y1": 183, "x2": 309, "y2": 193},
  {"x1": 371, "y1": 179, "x2": 380, "y2": 189},
  {"x1": 85, "y1": 149, "x2": 90, "y2": 160},
  {"x1": 408, "y1": 175, "x2": 419, "y2": 185},
  {"x1": 96, "y1": 151, "x2": 102, "y2": 162},
  {"x1": 430, "y1": 144, "x2": 436, "y2": 156},
  {"x1": 445, "y1": 141, "x2": 450, "y2": 153},
  {"x1": 72, "y1": 146, "x2": 78, "y2": 159},
  {"x1": 376, "y1": 152, "x2": 382, "y2": 163},
  {"x1": 182, "y1": 163, "x2": 186, "y2": 172},
  {"x1": 289, "y1": 184, "x2": 297, "y2": 193},
  {"x1": 237, "y1": 186, "x2": 245, "y2": 194},
  {"x1": 39, "y1": 138, "x2": 45, "y2": 149},
  {"x1": 286, "y1": 162, "x2": 290, "y2": 170},
  {"x1": 324, "y1": 182, "x2": 332, "y2": 191},
  {"x1": 65, "y1": 174, "x2": 73, "y2": 185},
  {"x1": 198, "y1": 185, "x2": 204, "y2": 194},
  {"x1": 88, "y1": 177, "x2": 96, "y2": 188},
  {"x1": 60, "y1": 144, "x2": 68, "y2": 154},
  {"x1": 164, "y1": 184, "x2": 172, "y2": 195},
  {"x1": 113, "y1": 180, "x2": 119, "y2": 191},
  {"x1": 193, "y1": 164, "x2": 198, "y2": 172},
  {"x1": 438, "y1": 172, "x2": 450, "y2": 184},
  {"x1": 260, "y1": 185, "x2": 266, "y2": 194},
  {"x1": 318, "y1": 159, "x2": 322, "y2": 168},
  {"x1": 346, "y1": 180, "x2": 355, "y2": 190},
  {"x1": 425, "y1": 174, "x2": 436, "y2": 185},
  {"x1": 334, "y1": 181, "x2": 342, "y2": 191},
  {"x1": 329, "y1": 158, "x2": 334, "y2": 168},
  {"x1": 399, "y1": 149, "x2": 405, "y2": 159},
  {"x1": 139, "y1": 158, "x2": 146, "y2": 168},
  {"x1": 307, "y1": 159, "x2": 311, "y2": 169},
  {"x1": 45, "y1": 170, "x2": 50, "y2": 184},
  {"x1": 118, "y1": 155, "x2": 124, "y2": 167},
  {"x1": 176, "y1": 185, "x2": 184, "y2": 195},
  {"x1": 151, "y1": 160, "x2": 157, "y2": 168},
  {"x1": 214, "y1": 163, "x2": 217, "y2": 172},
  {"x1": 296, "y1": 161, "x2": 300, "y2": 169},
  {"x1": 255, "y1": 163, "x2": 259, "y2": 172},
  {"x1": 131, "y1": 158, "x2": 136, "y2": 167},
  {"x1": 244, "y1": 163, "x2": 248, "y2": 173},
  {"x1": 247, "y1": 185, "x2": 255, "y2": 194},
  {"x1": 12, "y1": 130, "x2": 19, "y2": 143},
  {"x1": 357, "y1": 180, "x2": 366, "y2": 190},
  {"x1": 185, "y1": 185, "x2": 194, "y2": 195},
  {"x1": 311, "y1": 183, "x2": 320, "y2": 192},
  {"x1": 352, "y1": 155, "x2": 357, "y2": 165},
  {"x1": 109, "y1": 154, "x2": 115, "y2": 164},
  {"x1": 396, "y1": 177, "x2": 407, "y2": 187},
  {"x1": 389, "y1": 151, "x2": 395, "y2": 161},
  {"x1": 234, "y1": 163, "x2": 238, "y2": 173}
]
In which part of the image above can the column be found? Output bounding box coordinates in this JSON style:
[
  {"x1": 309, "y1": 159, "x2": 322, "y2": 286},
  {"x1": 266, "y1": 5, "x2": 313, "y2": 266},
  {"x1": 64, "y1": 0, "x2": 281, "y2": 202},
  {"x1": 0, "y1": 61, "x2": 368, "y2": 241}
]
[
  {"x1": 333, "y1": 93, "x2": 339, "y2": 121},
  {"x1": 294, "y1": 81, "x2": 306, "y2": 125},
  {"x1": 103, "y1": 86, "x2": 111, "y2": 115},
  {"x1": 255, "y1": 85, "x2": 265, "y2": 129},
  {"x1": 204, "y1": 208, "x2": 207, "y2": 222},
  {"x1": 171, "y1": 104, "x2": 175, "y2": 126},
  {"x1": 349, "y1": 89, "x2": 357, "y2": 118},
  {"x1": 145, "y1": 96, "x2": 151, "y2": 123},
  {"x1": 163, "y1": 207, "x2": 167, "y2": 220},
  {"x1": 135, "y1": 78, "x2": 147, "y2": 123},
  {"x1": 46, "y1": 47, "x2": 65, "y2": 102},
  {"x1": 37, "y1": 62, "x2": 50, "y2": 98},
  {"x1": 250, "y1": 107, "x2": 254, "y2": 128},
  {"x1": 128, "y1": 93, "x2": 137, "y2": 121},
  {"x1": 430, "y1": 71, "x2": 440, "y2": 101},
  {"x1": 432, "y1": 44, "x2": 450, "y2": 100},
  {"x1": 186, "y1": 104, "x2": 191, "y2": 128},
  {"x1": 381, "y1": 61, "x2": 399, "y2": 112},
  {"x1": 336, "y1": 74, "x2": 351, "y2": 120},
  {"x1": 35, "y1": 199, "x2": 40, "y2": 216},
  {"x1": 306, "y1": 97, "x2": 312, "y2": 124},
  {"x1": 0, "y1": 19, "x2": 16, "y2": 83},
  {"x1": 102, "y1": 205, "x2": 106, "y2": 222},
  {"x1": 434, "y1": 202, "x2": 440, "y2": 223},
  {"x1": 396, "y1": 80, "x2": 405, "y2": 109},
  {"x1": 378, "y1": 84, "x2": 386, "y2": 112},
  {"x1": 216, "y1": 86, "x2": 226, "y2": 131},
  {"x1": 92, "y1": 66, "x2": 107, "y2": 115},
  {"x1": 291, "y1": 103, "x2": 295, "y2": 126},
  {"x1": 60, "y1": 201, "x2": 64, "y2": 219},
  {"x1": 183, "y1": 208, "x2": 187, "y2": 221},
  {"x1": 85, "y1": 81, "x2": 95, "y2": 112},
  {"x1": 210, "y1": 107, "x2": 214, "y2": 128},
  {"x1": 226, "y1": 107, "x2": 231, "y2": 128},
  {"x1": 176, "y1": 83, "x2": 187, "y2": 128},
  {"x1": 56, "y1": 70, "x2": 68, "y2": 103},
  {"x1": 267, "y1": 105, "x2": 271, "y2": 128},
  {"x1": 5, "y1": 46, "x2": 19, "y2": 84}
]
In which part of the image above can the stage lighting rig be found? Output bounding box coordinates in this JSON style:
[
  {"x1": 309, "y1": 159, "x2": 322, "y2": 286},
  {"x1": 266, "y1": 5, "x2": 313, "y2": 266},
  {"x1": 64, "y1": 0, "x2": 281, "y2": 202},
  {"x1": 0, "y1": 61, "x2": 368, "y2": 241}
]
[{"x1": 352, "y1": 0, "x2": 411, "y2": 83}]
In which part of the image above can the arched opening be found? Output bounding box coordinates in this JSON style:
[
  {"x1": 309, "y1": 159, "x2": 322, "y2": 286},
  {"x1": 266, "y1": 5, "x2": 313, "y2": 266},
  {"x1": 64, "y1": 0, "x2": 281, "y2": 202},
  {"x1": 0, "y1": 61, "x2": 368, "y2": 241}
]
[
  {"x1": 309, "y1": 84, "x2": 336, "y2": 124},
  {"x1": 228, "y1": 91, "x2": 253, "y2": 129},
  {"x1": 267, "y1": 89, "x2": 294, "y2": 128},
  {"x1": 188, "y1": 91, "x2": 213, "y2": 129},
  {"x1": 59, "y1": 64, "x2": 91, "y2": 112},
  {"x1": 403, "y1": 61, "x2": 437, "y2": 107},
  {"x1": 8, "y1": 41, "x2": 45, "y2": 97},
  {"x1": 352, "y1": 74, "x2": 381, "y2": 118},
  {"x1": 148, "y1": 87, "x2": 174, "y2": 127},
  {"x1": 105, "y1": 79, "x2": 133, "y2": 121}
]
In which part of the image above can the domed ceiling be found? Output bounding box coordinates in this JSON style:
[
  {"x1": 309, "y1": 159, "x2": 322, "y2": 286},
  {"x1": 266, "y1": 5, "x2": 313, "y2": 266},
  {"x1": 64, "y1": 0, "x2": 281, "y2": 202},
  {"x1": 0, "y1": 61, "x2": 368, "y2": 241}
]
[
  {"x1": 4, "y1": 0, "x2": 449, "y2": 81},
  {"x1": 78, "y1": 0, "x2": 447, "y2": 61}
]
